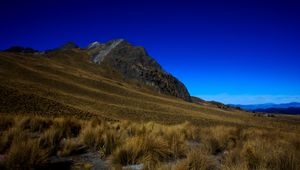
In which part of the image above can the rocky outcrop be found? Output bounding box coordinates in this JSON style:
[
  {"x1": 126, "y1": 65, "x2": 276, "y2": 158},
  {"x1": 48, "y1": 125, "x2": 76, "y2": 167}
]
[{"x1": 87, "y1": 39, "x2": 191, "y2": 102}]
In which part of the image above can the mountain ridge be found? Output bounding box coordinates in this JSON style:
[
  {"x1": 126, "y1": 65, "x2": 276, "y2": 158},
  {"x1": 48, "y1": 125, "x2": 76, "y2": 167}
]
[{"x1": 230, "y1": 102, "x2": 300, "y2": 110}]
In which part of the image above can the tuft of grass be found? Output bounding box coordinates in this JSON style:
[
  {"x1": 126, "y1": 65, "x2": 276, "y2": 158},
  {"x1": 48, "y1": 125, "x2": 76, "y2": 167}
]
[
  {"x1": 165, "y1": 131, "x2": 187, "y2": 159},
  {"x1": 79, "y1": 123, "x2": 119, "y2": 157},
  {"x1": 0, "y1": 115, "x2": 14, "y2": 131},
  {"x1": 241, "y1": 138, "x2": 298, "y2": 170},
  {"x1": 53, "y1": 118, "x2": 82, "y2": 138},
  {"x1": 79, "y1": 123, "x2": 104, "y2": 150},
  {"x1": 112, "y1": 135, "x2": 171, "y2": 167},
  {"x1": 0, "y1": 127, "x2": 21, "y2": 154},
  {"x1": 223, "y1": 128, "x2": 300, "y2": 170},
  {"x1": 16, "y1": 116, "x2": 52, "y2": 133},
  {"x1": 200, "y1": 126, "x2": 240, "y2": 155},
  {"x1": 101, "y1": 129, "x2": 119, "y2": 156},
  {"x1": 5, "y1": 139, "x2": 49, "y2": 169},
  {"x1": 38, "y1": 127, "x2": 65, "y2": 155},
  {"x1": 174, "y1": 148, "x2": 217, "y2": 170}
]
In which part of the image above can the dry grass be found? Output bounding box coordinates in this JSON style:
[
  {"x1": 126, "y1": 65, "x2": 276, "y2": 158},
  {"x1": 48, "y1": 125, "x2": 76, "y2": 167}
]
[
  {"x1": 0, "y1": 115, "x2": 299, "y2": 170},
  {"x1": 240, "y1": 137, "x2": 298, "y2": 170},
  {"x1": 0, "y1": 127, "x2": 21, "y2": 154},
  {"x1": 52, "y1": 117, "x2": 82, "y2": 138},
  {"x1": 174, "y1": 148, "x2": 217, "y2": 170},
  {"x1": 112, "y1": 135, "x2": 171, "y2": 167},
  {"x1": 79, "y1": 122, "x2": 119, "y2": 156},
  {"x1": 200, "y1": 126, "x2": 240, "y2": 155},
  {"x1": 0, "y1": 115, "x2": 14, "y2": 131},
  {"x1": 5, "y1": 139, "x2": 49, "y2": 169},
  {"x1": 222, "y1": 128, "x2": 300, "y2": 170}
]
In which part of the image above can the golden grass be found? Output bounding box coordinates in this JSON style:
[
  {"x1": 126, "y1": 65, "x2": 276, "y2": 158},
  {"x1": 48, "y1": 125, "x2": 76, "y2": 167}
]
[
  {"x1": 0, "y1": 115, "x2": 14, "y2": 131},
  {"x1": 79, "y1": 122, "x2": 120, "y2": 156},
  {"x1": 0, "y1": 127, "x2": 20, "y2": 154},
  {"x1": 241, "y1": 137, "x2": 298, "y2": 169},
  {"x1": 112, "y1": 135, "x2": 171, "y2": 167},
  {"x1": 16, "y1": 116, "x2": 52, "y2": 133},
  {"x1": 5, "y1": 139, "x2": 49, "y2": 169},
  {"x1": 199, "y1": 126, "x2": 240, "y2": 154},
  {"x1": 174, "y1": 148, "x2": 217, "y2": 170},
  {"x1": 222, "y1": 128, "x2": 300, "y2": 170},
  {"x1": 0, "y1": 114, "x2": 299, "y2": 170}
]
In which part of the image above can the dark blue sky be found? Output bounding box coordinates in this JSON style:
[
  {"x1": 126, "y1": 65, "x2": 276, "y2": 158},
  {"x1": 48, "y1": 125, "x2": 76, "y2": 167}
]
[{"x1": 1, "y1": 0, "x2": 300, "y2": 104}]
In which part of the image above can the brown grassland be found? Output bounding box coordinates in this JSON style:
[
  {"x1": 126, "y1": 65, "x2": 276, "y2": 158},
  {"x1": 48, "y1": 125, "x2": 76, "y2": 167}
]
[
  {"x1": 0, "y1": 50, "x2": 300, "y2": 169},
  {"x1": 0, "y1": 115, "x2": 299, "y2": 170}
]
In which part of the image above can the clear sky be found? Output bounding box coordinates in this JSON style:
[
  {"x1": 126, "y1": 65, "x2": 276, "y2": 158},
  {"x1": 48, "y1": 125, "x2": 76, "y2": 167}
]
[{"x1": 1, "y1": 0, "x2": 300, "y2": 104}]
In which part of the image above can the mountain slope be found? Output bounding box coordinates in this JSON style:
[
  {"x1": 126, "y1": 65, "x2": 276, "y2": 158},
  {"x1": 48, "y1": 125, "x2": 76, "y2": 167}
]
[
  {"x1": 87, "y1": 39, "x2": 191, "y2": 101},
  {"x1": 0, "y1": 44, "x2": 299, "y2": 131}
]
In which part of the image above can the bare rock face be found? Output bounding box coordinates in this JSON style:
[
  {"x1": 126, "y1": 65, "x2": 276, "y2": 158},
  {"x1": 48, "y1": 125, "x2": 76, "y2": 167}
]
[{"x1": 87, "y1": 39, "x2": 191, "y2": 102}]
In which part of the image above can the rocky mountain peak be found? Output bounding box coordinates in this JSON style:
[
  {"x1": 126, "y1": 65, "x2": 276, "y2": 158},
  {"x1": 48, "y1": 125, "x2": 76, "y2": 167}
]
[
  {"x1": 87, "y1": 39, "x2": 191, "y2": 102},
  {"x1": 88, "y1": 39, "x2": 125, "y2": 64},
  {"x1": 87, "y1": 41, "x2": 102, "y2": 49}
]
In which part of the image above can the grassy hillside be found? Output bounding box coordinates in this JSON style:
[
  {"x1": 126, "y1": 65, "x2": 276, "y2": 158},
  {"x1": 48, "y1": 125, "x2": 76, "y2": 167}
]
[
  {"x1": 0, "y1": 50, "x2": 299, "y2": 131},
  {"x1": 0, "y1": 50, "x2": 300, "y2": 170}
]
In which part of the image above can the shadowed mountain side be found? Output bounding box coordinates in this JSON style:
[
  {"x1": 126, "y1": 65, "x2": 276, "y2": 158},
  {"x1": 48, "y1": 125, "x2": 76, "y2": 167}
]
[{"x1": 87, "y1": 40, "x2": 191, "y2": 102}]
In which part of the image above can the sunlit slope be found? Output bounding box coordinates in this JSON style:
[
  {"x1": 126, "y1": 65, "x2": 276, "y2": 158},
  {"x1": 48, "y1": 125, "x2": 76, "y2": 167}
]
[{"x1": 0, "y1": 50, "x2": 299, "y2": 130}]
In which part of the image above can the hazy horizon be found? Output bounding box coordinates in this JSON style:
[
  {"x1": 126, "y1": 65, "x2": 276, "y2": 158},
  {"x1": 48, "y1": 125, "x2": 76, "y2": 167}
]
[{"x1": 198, "y1": 94, "x2": 300, "y2": 105}]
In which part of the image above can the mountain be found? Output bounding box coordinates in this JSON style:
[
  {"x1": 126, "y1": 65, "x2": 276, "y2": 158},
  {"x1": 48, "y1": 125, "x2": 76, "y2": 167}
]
[
  {"x1": 230, "y1": 102, "x2": 300, "y2": 110},
  {"x1": 45, "y1": 42, "x2": 80, "y2": 53},
  {"x1": 4, "y1": 46, "x2": 38, "y2": 53},
  {"x1": 87, "y1": 39, "x2": 191, "y2": 102},
  {"x1": 254, "y1": 107, "x2": 300, "y2": 115},
  {"x1": 0, "y1": 39, "x2": 298, "y2": 129}
]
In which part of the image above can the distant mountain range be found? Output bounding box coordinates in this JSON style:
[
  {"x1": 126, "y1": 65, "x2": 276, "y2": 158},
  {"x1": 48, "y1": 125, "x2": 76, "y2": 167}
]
[{"x1": 230, "y1": 102, "x2": 300, "y2": 115}]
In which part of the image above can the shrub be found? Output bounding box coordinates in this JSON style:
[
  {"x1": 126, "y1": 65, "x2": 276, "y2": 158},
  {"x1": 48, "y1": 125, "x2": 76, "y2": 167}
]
[
  {"x1": 17, "y1": 116, "x2": 52, "y2": 133},
  {"x1": 0, "y1": 115, "x2": 14, "y2": 131},
  {"x1": 5, "y1": 139, "x2": 49, "y2": 169},
  {"x1": 53, "y1": 118, "x2": 81, "y2": 138},
  {"x1": 102, "y1": 129, "x2": 119, "y2": 156},
  {"x1": 0, "y1": 127, "x2": 21, "y2": 153},
  {"x1": 79, "y1": 123, "x2": 119, "y2": 157},
  {"x1": 241, "y1": 138, "x2": 298, "y2": 170},
  {"x1": 165, "y1": 131, "x2": 187, "y2": 159},
  {"x1": 38, "y1": 127, "x2": 65, "y2": 155},
  {"x1": 112, "y1": 135, "x2": 171, "y2": 167},
  {"x1": 200, "y1": 126, "x2": 240, "y2": 155},
  {"x1": 79, "y1": 124, "x2": 104, "y2": 150},
  {"x1": 174, "y1": 148, "x2": 217, "y2": 170}
]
